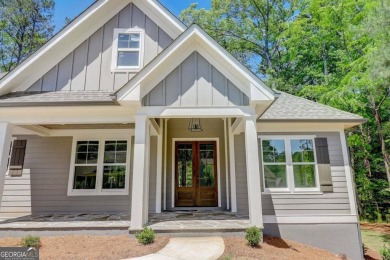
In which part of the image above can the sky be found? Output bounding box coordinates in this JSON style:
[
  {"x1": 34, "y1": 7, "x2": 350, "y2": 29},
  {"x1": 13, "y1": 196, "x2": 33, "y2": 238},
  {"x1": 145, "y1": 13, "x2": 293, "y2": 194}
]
[{"x1": 53, "y1": 0, "x2": 211, "y2": 33}]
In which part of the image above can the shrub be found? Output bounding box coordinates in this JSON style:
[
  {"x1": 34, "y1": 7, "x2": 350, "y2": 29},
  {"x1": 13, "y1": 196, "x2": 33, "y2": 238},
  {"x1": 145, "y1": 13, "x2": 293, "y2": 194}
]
[
  {"x1": 380, "y1": 245, "x2": 390, "y2": 260},
  {"x1": 135, "y1": 227, "x2": 155, "y2": 245},
  {"x1": 245, "y1": 226, "x2": 262, "y2": 247},
  {"x1": 21, "y1": 235, "x2": 41, "y2": 248},
  {"x1": 362, "y1": 243, "x2": 368, "y2": 255}
]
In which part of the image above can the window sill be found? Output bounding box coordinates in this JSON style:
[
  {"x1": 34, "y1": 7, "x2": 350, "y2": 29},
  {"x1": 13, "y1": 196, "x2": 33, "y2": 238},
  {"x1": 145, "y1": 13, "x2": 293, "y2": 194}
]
[
  {"x1": 111, "y1": 68, "x2": 141, "y2": 73},
  {"x1": 67, "y1": 190, "x2": 129, "y2": 196},
  {"x1": 262, "y1": 191, "x2": 324, "y2": 195}
]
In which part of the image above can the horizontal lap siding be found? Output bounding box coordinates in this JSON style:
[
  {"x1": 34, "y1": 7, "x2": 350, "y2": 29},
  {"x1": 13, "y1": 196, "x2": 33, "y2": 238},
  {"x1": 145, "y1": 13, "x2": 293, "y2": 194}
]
[
  {"x1": 0, "y1": 173, "x2": 31, "y2": 219},
  {"x1": 234, "y1": 134, "x2": 249, "y2": 215},
  {"x1": 259, "y1": 132, "x2": 351, "y2": 216},
  {"x1": 3, "y1": 135, "x2": 132, "y2": 215},
  {"x1": 26, "y1": 3, "x2": 172, "y2": 92}
]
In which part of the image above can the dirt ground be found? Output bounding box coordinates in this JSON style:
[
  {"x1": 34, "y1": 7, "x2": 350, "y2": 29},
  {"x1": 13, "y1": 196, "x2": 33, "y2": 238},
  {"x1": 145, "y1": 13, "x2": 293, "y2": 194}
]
[
  {"x1": 221, "y1": 236, "x2": 341, "y2": 260},
  {"x1": 0, "y1": 235, "x2": 169, "y2": 260},
  {"x1": 361, "y1": 222, "x2": 390, "y2": 235}
]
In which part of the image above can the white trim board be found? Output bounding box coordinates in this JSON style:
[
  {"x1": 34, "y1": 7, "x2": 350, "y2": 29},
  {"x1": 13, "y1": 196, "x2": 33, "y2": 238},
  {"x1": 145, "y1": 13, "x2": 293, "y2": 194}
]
[
  {"x1": 171, "y1": 138, "x2": 222, "y2": 208},
  {"x1": 263, "y1": 215, "x2": 359, "y2": 224}
]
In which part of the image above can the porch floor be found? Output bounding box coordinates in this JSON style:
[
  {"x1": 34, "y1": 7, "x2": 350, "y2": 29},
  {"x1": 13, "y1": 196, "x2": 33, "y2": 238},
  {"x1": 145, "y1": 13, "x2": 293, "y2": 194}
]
[{"x1": 0, "y1": 211, "x2": 250, "y2": 232}]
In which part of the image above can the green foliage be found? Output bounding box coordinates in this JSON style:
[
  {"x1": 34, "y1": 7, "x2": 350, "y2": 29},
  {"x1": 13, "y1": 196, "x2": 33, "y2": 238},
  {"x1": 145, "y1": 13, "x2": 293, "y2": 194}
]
[
  {"x1": 181, "y1": 0, "x2": 390, "y2": 222},
  {"x1": 0, "y1": 0, "x2": 55, "y2": 72},
  {"x1": 21, "y1": 235, "x2": 41, "y2": 248},
  {"x1": 245, "y1": 226, "x2": 263, "y2": 247},
  {"x1": 380, "y1": 245, "x2": 390, "y2": 260},
  {"x1": 135, "y1": 227, "x2": 155, "y2": 245}
]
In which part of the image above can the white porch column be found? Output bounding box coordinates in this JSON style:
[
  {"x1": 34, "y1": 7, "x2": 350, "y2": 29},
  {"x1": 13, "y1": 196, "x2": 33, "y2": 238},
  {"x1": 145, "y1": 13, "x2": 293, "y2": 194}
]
[
  {"x1": 0, "y1": 123, "x2": 13, "y2": 210},
  {"x1": 228, "y1": 118, "x2": 237, "y2": 213},
  {"x1": 244, "y1": 116, "x2": 263, "y2": 227},
  {"x1": 130, "y1": 115, "x2": 150, "y2": 229},
  {"x1": 155, "y1": 120, "x2": 163, "y2": 214}
]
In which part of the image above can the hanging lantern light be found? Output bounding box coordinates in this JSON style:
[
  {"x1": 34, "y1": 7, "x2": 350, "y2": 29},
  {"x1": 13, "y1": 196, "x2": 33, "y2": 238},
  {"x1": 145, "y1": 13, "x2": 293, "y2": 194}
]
[{"x1": 188, "y1": 118, "x2": 203, "y2": 132}]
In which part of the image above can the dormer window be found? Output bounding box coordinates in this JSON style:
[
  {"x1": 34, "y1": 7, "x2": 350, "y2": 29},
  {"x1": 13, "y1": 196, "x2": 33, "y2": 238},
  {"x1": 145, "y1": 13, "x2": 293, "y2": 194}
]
[{"x1": 112, "y1": 29, "x2": 144, "y2": 71}]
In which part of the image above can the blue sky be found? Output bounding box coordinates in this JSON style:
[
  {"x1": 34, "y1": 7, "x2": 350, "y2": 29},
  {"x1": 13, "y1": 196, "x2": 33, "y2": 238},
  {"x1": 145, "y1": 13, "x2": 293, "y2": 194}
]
[{"x1": 53, "y1": 0, "x2": 211, "y2": 32}]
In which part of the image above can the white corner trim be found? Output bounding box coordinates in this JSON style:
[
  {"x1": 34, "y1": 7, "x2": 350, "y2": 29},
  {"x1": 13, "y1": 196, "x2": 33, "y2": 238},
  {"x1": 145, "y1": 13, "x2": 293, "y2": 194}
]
[
  {"x1": 155, "y1": 120, "x2": 163, "y2": 213},
  {"x1": 228, "y1": 118, "x2": 237, "y2": 212},
  {"x1": 263, "y1": 215, "x2": 359, "y2": 224},
  {"x1": 67, "y1": 131, "x2": 133, "y2": 196},
  {"x1": 339, "y1": 131, "x2": 358, "y2": 217},
  {"x1": 171, "y1": 138, "x2": 221, "y2": 208},
  {"x1": 223, "y1": 118, "x2": 230, "y2": 210}
]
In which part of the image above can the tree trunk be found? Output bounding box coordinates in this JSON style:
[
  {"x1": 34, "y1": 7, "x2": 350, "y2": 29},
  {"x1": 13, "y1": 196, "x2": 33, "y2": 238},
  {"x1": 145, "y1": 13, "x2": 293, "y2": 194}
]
[{"x1": 372, "y1": 107, "x2": 390, "y2": 186}]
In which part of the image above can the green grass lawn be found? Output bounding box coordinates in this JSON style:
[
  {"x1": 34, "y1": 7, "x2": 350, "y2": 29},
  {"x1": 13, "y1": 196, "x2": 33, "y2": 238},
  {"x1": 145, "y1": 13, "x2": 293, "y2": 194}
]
[{"x1": 361, "y1": 229, "x2": 390, "y2": 254}]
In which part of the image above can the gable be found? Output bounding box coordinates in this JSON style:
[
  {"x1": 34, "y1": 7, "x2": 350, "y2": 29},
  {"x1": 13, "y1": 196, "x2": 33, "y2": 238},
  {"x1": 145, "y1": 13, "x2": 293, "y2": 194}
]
[
  {"x1": 25, "y1": 3, "x2": 173, "y2": 92},
  {"x1": 0, "y1": 0, "x2": 185, "y2": 96},
  {"x1": 143, "y1": 52, "x2": 249, "y2": 106},
  {"x1": 117, "y1": 25, "x2": 275, "y2": 106}
]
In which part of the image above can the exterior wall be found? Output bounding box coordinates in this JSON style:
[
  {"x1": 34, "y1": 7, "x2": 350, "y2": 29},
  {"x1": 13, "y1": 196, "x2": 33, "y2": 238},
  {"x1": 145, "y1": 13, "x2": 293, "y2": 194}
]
[
  {"x1": 0, "y1": 135, "x2": 133, "y2": 216},
  {"x1": 26, "y1": 3, "x2": 172, "y2": 92},
  {"x1": 142, "y1": 52, "x2": 249, "y2": 107},
  {"x1": 234, "y1": 131, "x2": 351, "y2": 215},
  {"x1": 0, "y1": 172, "x2": 31, "y2": 219},
  {"x1": 259, "y1": 132, "x2": 351, "y2": 216},
  {"x1": 264, "y1": 223, "x2": 363, "y2": 260},
  {"x1": 166, "y1": 118, "x2": 227, "y2": 209}
]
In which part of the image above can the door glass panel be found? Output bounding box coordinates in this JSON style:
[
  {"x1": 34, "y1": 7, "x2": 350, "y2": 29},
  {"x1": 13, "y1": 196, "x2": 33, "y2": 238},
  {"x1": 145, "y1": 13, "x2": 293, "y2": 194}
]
[
  {"x1": 177, "y1": 144, "x2": 193, "y2": 187},
  {"x1": 199, "y1": 143, "x2": 215, "y2": 187}
]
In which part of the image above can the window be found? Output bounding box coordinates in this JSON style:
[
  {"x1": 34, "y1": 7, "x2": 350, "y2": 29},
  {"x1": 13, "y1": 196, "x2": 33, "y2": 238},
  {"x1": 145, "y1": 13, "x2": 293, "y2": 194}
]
[
  {"x1": 260, "y1": 136, "x2": 319, "y2": 192},
  {"x1": 112, "y1": 29, "x2": 144, "y2": 71},
  {"x1": 68, "y1": 138, "x2": 131, "y2": 196}
]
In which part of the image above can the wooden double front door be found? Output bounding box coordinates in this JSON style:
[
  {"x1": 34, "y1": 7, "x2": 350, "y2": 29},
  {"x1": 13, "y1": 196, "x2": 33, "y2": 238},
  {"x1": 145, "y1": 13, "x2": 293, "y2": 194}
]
[{"x1": 175, "y1": 141, "x2": 218, "y2": 207}]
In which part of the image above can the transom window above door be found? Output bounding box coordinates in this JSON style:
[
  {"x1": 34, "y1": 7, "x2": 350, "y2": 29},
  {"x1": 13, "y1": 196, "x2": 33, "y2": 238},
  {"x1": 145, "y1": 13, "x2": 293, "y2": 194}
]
[
  {"x1": 260, "y1": 136, "x2": 320, "y2": 192},
  {"x1": 112, "y1": 29, "x2": 144, "y2": 71}
]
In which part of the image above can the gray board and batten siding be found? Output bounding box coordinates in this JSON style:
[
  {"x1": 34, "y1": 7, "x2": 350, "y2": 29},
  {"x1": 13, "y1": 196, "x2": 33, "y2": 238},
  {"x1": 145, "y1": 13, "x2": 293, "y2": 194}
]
[
  {"x1": 0, "y1": 135, "x2": 135, "y2": 218},
  {"x1": 234, "y1": 132, "x2": 351, "y2": 216},
  {"x1": 26, "y1": 3, "x2": 172, "y2": 93},
  {"x1": 142, "y1": 52, "x2": 250, "y2": 107}
]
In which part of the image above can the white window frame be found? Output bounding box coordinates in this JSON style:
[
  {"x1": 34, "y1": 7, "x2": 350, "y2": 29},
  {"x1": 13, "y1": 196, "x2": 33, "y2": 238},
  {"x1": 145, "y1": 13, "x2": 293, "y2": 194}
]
[
  {"x1": 67, "y1": 132, "x2": 132, "y2": 196},
  {"x1": 112, "y1": 28, "x2": 144, "y2": 72},
  {"x1": 259, "y1": 135, "x2": 320, "y2": 193}
]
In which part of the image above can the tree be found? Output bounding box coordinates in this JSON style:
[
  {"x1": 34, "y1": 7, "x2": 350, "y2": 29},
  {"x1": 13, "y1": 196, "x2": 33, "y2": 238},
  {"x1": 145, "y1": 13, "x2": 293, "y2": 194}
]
[
  {"x1": 180, "y1": 0, "x2": 300, "y2": 82},
  {"x1": 0, "y1": 0, "x2": 55, "y2": 72}
]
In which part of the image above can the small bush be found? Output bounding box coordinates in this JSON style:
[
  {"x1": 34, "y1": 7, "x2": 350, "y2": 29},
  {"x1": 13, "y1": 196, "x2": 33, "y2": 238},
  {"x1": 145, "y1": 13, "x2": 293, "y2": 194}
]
[
  {"x1": 135, "y1": 227, "x2": 155, "y2": 245},
  {"x1": 380, "y1": 245, "x2": 390, "y2": 260},
  {"x1": 362, "y1": 243, "x2": 368, "y2": 255},
  {"x1": 245, "y1": 226, "x2": 262, "y2": 247},
  {"x1": 21, "y1": 235, "x2": 41, "y2": 248}
]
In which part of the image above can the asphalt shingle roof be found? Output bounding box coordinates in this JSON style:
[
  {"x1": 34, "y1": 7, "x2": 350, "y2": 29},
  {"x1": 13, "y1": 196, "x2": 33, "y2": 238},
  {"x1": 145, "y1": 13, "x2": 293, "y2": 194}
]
[
  {"x1": 0, "y1": 91, "x2": 116, "y2": 106},
  {"x1": 259, "y1": 92, "x2": 366, "y2": 122}
]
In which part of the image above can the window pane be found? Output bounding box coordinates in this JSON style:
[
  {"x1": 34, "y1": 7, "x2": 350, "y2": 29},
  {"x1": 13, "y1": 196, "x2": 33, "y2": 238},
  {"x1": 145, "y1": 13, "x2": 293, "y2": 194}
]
[
  {"x1": 264, "y1": 165, "x2": 287, "y2": 188},
  {"x1": 118, "y1": 33, "x2": 130, "y2": 48},
  {"x1": 102, "y1": 166, "x2": 126, "y2": 189},
  {"x1": 129, "y1": 33, "x2": 140, "y2": 48},
  {"x1": 104, "y1": 141, "x2": 127, "y2": 164},
  {"x1": 75, "y1": 141, "x2": 99, "y2": 164},
  {"x1": 117, "y1": 51, "x2": 139, "y2": 67},
  {"x1": 262, "y1": 140, "x2": 286, "y2": 163},
  {"x1": 177, "y1": 144, "x2": 193, "y2": 187},
  {"x1": 293, "y1": 165, "x2": 316, "y2": 188},
  {"x1": 199, "y1": 143, "x2": 215, "y2": 187},
  {"x1": 291, "y1": 139, "x2": 314, "y2": 163},
  {"x1": 73, "y1": 166, "x2": 96, "y2": 189}
]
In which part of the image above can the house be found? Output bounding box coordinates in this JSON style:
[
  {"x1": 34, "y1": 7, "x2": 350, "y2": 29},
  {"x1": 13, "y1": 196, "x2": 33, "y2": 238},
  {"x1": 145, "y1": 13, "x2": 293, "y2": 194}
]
[{"x1": 0, "y1": 0, "x2": 365, "y2": 259}]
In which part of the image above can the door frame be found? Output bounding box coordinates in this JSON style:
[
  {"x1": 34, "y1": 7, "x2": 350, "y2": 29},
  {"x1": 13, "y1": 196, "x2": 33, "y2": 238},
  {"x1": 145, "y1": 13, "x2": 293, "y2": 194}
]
[{"x1": 172, "y1": 138, "x2": 221, "y2": 208}]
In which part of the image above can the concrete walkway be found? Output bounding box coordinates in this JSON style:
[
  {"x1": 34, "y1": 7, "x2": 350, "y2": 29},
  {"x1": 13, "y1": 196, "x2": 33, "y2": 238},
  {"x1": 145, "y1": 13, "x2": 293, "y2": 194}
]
[{"x1": 131, "y1": 237, "x2": 225, "y2": 260}]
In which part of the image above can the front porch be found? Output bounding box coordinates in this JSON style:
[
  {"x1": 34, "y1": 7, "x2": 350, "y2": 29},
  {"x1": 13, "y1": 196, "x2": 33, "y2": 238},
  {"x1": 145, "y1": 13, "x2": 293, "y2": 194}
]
[{"x1": 0, "y1": 211, "x2": 249, "y2": 233}]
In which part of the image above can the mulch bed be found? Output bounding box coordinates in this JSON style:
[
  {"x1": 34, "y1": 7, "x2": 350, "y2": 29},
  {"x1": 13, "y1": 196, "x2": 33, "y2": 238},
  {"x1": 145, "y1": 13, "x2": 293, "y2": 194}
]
[
  {"x1": 221, "y1": 236, "x2": 342, "y2": 260},
  {"x1": 360, "y1": 222, "x2": 390, "y2": 235},
  {"x1": 0, "y1": 235, "x2": 169, "y2": 260}
]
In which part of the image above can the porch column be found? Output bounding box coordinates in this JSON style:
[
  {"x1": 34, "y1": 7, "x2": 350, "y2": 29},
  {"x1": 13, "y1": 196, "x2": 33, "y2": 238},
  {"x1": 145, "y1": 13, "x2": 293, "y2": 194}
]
[
  {"x1": 228, "y1": 118, "x2": 237, "y2": 212},
  {"x1": 155, "y1": 120, "x2": 163, "y2": 214},
  {"x1": 0, "y1": 123, "x2": 13, "y2": 210},
  {"x1": 130, "y1": 115, "x2": 150, "y2": 229},
  {"x1": 244, "y1": 116, "x2": 263, "y2": 227}
]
